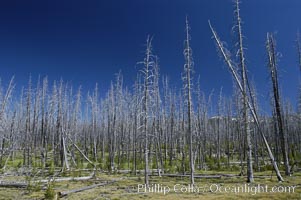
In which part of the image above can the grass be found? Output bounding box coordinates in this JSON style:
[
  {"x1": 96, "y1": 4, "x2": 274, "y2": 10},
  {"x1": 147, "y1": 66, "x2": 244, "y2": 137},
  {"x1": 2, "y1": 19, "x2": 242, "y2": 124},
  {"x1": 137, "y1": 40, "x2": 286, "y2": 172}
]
[
  {"x1": 0, "y1": 171, "x2": 300, "y2": 200},
  {"x1": 0, "y1": 152, "x2": 300, "y2": 199}
]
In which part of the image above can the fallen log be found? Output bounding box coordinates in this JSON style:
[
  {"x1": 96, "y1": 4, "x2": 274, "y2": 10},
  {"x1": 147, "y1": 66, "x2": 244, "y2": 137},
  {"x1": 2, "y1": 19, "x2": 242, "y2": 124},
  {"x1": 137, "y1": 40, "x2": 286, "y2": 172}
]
[
  {"x1": 199, "y1": 174, "x2": 271, "y2": 178},
  {"x1": 0, "y1": 174, "x2": 94, "y2": 189},
  {"x1": 153, "y1": 173, "x2": 273, "y2": 179},
  {"x1": 116, "y1": 169, "x2": 163, "y2": 174},
  {"x1": 150, "y1": 174, "x2": 222, "y2": 179},
  {"x1": 0, "y1": 181, "x2": 28, "y2": 188},
  {"x1": 37, "y1": 174, "x2": 94, "y2": 183},
  {"x1": 58, "y1": 180, "x2": 116, "y2": 198}
]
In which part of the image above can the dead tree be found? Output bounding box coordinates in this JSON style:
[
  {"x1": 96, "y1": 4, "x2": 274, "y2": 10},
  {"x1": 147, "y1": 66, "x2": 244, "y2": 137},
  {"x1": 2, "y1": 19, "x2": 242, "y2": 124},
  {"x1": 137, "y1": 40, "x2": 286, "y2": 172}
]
[
  {"x1": 296, "y1": 32, "x2": 301, "y2": 73},
  {"x1": 183, "y1": 17, "x2": 195, "y2": 185},
  {"x1": 41, "y1": 77, "x2": 48, "y2": 168},
  {"x1": 209, "y1": 2, "x2": 283, "y2": 181},
  {"x1": 233, "y1": 0, "x2": 254, "y2": 182},
  {"x1": 140, "y1": 35, "x2": 155, "y2": 186},
  {"x1": 24, "y1": 77, "x2": 32, "y2": 167},
  {"x1": 217, "y1": 88, "x2": 223, "y2": 168},
  {"x1": 266, "y1": 33, "x2": 290, "y2": 175},
  {"x1": 296, "y1": 32, "x2": 301, "y2": 115},
  {"x1": 0, "y1": 77, "x2": 15, "y2": 167}
]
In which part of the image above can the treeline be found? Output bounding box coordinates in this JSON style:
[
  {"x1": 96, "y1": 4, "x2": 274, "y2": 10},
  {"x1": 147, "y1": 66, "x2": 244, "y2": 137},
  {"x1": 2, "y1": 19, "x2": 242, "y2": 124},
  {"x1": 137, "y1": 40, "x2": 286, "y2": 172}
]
[{"x1": 0, "y1": 0, "x2": 301, "y2": 185}]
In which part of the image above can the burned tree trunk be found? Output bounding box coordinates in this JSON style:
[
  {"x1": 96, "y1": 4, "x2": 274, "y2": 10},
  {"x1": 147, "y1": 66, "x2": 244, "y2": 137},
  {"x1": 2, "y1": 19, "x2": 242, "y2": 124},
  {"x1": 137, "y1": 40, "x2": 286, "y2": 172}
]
[
  {"x1": 266, "y1": 33, "x2": 290, "y2": 176},
  {"x1": 183, "y1": 17, "x2": 195, "y2": 185}
]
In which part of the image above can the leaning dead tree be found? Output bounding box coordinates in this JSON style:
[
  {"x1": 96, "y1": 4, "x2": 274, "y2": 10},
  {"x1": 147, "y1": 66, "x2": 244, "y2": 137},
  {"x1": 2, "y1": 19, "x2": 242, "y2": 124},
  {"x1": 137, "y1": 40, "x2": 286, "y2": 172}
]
[
  {"x1": 208, "y1": 0, "x2": 254, "y2": 182},
  {"x1": 266, "y1": 33, "x2": 290, "y2": 176},
  {"x1": 208, "y1": 0, "x2": 284, "y2": 182}
]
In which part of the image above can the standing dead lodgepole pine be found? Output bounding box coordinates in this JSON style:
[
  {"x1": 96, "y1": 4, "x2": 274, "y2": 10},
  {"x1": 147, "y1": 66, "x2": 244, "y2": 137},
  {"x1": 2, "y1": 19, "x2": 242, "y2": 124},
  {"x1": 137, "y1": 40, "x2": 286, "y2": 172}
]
[
  {"x1": 208, "y1": 18, "x2": 284, "y2": 182},
  {"x1": 296, "y1": 32, "x2": 301, "y2": 73},
  {"x1": 266, "y1": 33, "x2": 290, "y2": 176},
  {"x1": 140, "y1": 35, "x2": 155, "y2": 186},
  {"x1": 296, "y1": 32, "x2": 301, "y2": 114},
  {"x1": 183, "y1": 17, "x2": 195, "y2": 185},
  {"x1": 24, "y1": 76, "x2": 32, "y2": 167},
  {"x1": 233, "y1": 0, "x2": 253, "y2": 183}
]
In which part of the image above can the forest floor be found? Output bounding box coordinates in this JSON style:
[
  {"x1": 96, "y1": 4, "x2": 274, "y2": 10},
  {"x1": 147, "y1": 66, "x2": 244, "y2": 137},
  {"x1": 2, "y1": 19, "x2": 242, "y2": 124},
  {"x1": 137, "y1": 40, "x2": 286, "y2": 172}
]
[{"x1": 0, "y1": 169, "x2": 300, "y2": 200}]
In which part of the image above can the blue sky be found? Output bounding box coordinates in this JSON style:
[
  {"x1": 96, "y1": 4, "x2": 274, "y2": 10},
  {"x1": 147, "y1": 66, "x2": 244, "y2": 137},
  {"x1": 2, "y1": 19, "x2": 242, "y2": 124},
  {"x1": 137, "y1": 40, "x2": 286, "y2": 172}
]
[{"x1": 0, "y1": 0, "x2": 300, "y2": 113}]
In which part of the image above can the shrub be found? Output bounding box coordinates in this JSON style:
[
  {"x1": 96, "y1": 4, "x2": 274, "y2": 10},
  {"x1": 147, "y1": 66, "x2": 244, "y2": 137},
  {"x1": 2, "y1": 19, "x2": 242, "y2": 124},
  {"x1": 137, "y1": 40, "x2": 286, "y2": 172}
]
[{"x1": 44, "y1": 183, "x2": 56, "y2": 200}]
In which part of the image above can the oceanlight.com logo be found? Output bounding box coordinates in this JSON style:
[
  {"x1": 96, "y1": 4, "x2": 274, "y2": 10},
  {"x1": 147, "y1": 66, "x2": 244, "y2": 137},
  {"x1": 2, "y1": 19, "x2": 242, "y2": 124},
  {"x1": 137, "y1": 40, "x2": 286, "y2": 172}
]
[
  {"x1": 209, "y1": 184, "x2": 297, "y2": 195},
  {"x1": 136, "y1": 183, "x2": 297, "y2": 195}
]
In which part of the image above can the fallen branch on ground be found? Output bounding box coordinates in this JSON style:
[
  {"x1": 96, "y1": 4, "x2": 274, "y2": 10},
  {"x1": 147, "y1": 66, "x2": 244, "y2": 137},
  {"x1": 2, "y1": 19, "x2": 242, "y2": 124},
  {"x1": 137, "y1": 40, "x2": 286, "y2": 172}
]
[
  {"x1": 0, "y1": 181, "x2": 28, "y2": 188},
  {"x1": 150, "y1": 174, "x2": 222, "y2": 179},
  {"x1": 0, "y1": 174, "x2": 95, "y2": 188},
  {"x1": 58, "y1": 179, "x2": 118, "y2": 198}
]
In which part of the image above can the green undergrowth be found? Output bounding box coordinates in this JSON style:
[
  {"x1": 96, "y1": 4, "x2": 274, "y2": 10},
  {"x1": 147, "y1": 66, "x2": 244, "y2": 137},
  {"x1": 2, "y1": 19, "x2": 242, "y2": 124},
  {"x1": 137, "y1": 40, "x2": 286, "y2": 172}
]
[{"x1": 0, "y1": 171, "x2": 300, "y2": 200}]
